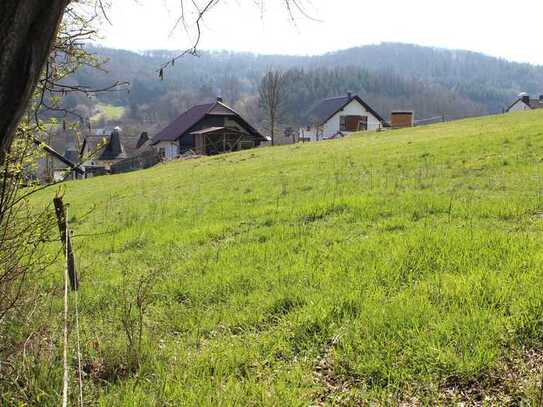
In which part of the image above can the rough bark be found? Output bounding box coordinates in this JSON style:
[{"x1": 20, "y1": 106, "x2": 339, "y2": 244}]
[{"x1": 0, "y1": 0, "x2": 69, "y2": 164}]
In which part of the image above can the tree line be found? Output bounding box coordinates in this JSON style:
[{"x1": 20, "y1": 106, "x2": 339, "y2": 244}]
[{"x1": 61, "y1": 42, "x2": 543, "y2": 134}]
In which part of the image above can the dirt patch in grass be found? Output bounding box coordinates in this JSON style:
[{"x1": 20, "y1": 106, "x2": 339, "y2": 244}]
[
  {"x1": 430, "y1": 347, "x2": 543, "y2": 405},
  {"x1": 312, "y1": 345, "x2": 543, "y2": 405}
]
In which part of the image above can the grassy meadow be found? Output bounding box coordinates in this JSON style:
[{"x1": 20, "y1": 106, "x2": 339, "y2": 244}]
[
  {"x1": 6, "y1": 110, "x2": 543, "y2": 405},
  {"x1": 90, "y1": 103, "x2": 126, "y2": 124}
]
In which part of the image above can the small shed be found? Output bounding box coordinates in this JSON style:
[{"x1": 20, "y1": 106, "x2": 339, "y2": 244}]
[{"x1": 390, "y1": 111, "x2": 414, "y2": 129}]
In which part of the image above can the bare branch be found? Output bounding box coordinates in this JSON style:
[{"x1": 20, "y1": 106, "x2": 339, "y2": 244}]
[{"x1": 158, "y1": 0, "x2": 312, "y2": 75}]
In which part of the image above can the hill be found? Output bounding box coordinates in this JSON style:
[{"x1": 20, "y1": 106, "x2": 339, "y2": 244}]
[
  {"x1": 319, "y1": 43, "x2": 543, "y2": 113},
  {"x1": 67, "y1": 42, "x2": 543, "y2": 130},
  {"x1": 7, "y1": 110, "x2": 543, "y2": 404}
]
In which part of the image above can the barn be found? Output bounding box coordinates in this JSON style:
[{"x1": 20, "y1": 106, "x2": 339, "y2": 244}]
[{"x1": 151, "y1": 98, "x2": 266, "y2": 160}]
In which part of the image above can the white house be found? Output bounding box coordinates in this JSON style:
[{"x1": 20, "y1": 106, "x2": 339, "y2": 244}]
[
  {"x1": 300, "y1": 93, "x2": 387, "y2": 142},
  {"x1": 506, "y1": 94, "x2": 543, "y2": 113}
]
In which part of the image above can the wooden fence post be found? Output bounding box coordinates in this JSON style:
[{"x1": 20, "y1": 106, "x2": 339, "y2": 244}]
[{"x1": 53, "y1": 196, "x2": 79, "y2": 291}]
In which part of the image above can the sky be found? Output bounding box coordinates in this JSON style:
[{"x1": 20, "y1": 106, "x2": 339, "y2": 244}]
[{"x1": 98, "y1": 0, "x2": 543, "y2": 65}]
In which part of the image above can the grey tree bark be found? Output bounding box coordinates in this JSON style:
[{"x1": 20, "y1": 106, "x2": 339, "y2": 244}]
[{"x1": 0, "y1": 0, "x2": 69, "y2": 164}]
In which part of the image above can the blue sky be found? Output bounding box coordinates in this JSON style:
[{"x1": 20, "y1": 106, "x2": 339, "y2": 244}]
[{"x1": 98, "y1": 0, "x2": 543, "y2": 65}]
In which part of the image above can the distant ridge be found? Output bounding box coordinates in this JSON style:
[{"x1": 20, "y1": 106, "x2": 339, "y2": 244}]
[{"x1": 73, "y1": 42, "x2": 543, "y2": 126}]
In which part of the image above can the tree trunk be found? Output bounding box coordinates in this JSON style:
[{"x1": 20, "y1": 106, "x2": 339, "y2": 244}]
[
  {"x1": 270, "y1": 113, "x2": 275, "y2": 146},
  {"x1": 0, "y1": 0, "x2": 69, "y2": 164}
]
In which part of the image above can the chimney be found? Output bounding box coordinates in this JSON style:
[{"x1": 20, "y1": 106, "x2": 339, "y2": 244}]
[
  {"x1": 347, "y1": 91, "x2": 353, "y2": 99},
  {"x1": 216, "y1": 96, "x2": 223, "y2": 103},
  {"x1": 522, "y1": 94, "x2": 530, "y2": 105}
]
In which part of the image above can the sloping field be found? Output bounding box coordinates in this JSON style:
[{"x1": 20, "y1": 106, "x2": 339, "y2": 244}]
[
  {"x1": 11, "y1": 110, "x2": 543, "y2": 404},
  {"x1": 90, "y1": 103, "x2": 126, "y2": 123}
]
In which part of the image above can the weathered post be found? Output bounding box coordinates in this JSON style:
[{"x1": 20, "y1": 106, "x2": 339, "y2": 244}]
[{"x1": 53, "y1": 195, "x2": 79, "y2": 291}]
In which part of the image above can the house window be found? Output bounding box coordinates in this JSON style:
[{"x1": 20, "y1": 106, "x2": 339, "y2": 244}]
[
  {"x1": 358, "y1": 116, "x2": 368, "y2": 131},
  {"x1": 158, "y1": 147, "x2": 166, "y2": 159},
  {"x1": 340, "y1": 115, "x2": 368, "y2": 132},
  {"x1": 340, "y1": 116, "x2": 347, "y2": 132}
]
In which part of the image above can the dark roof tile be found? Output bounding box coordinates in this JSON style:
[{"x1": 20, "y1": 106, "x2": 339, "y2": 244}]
[
  {"x1": 528, "y1": 99, "x2": 543, "y2": 110},
  {"x1": 152, "y1": 102, "x2": 215, "y2": 144},
  {"x1": 307, "y1": 96, "x2": 351, "y2": 125},
  {"x1": 152, "y1": 101, "x2": 265, "y2": 144},
  {"x1": 98, "y1": 129, "x2": 127, "y2": 160},
  {"x1": 136, "y1": 132, "x2": 150, "y2": 149},
  {"x1": 307, "y1": 94, "x2": 386, "y2": 125}
]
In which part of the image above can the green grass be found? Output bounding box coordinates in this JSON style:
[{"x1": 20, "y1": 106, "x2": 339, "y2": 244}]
[
  {"x1": 90, "y1": 103, "x2": 126, "y2": 123},
  {"x1": 10, "y1": 110, "x2": 543, "y2": 404}
]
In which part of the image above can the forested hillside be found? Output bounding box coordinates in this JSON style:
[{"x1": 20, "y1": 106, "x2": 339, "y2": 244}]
[
  {"x1": 318, "y1": 43, "x2": 543, "y2": 113},
  {"x1": 65, "y1": 43, "x2": 543, "y2": 130}
]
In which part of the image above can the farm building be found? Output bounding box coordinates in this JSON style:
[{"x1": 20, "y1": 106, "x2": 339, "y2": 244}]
[
  {"x1": 506, "y1": 94, "x2": 543, "y2": 112},
  {"x1": 300, "y1": 93, "x2": 387, "y2": 142},
  {"x1": 390, "y1": 111, "x2": 414, "y2": 129},
  {"x1": 73, "y1": 127, "x2": 128, "y2": 174},
  {"x1": 151, "y1": 98, "x2": 266, "y2": 160},
  {"x1": 46, "y1": 127, "x2": 159, "y2": 182},
  {"x1": 49, "y1": 127, "x2": 127, "y2": 180},
  {"x1": 80, "y1": 128, "x2": 159, "y2": 176}
]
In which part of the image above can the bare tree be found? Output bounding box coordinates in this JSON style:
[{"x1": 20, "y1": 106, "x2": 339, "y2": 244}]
[
  {"x1": 0, "y1": 0, "x2": 309, "y2": 165},
  {"x1": 259, "y1": 70, "x2": 287, "y2": 146},
  {"x1": 0, "y1": 132, "x2": 58, "y2": 335},
  {"x1": 0, "y1": 0, "x2": 308, "y2": 341},
  {"x1": 220, "y1": 74, "x2": 243, "y2": 106},
  {"x1": 0, "y1": 0, "x2": 113, "y2": 344}
]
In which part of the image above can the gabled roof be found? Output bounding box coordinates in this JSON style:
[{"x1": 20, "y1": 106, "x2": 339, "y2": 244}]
[
  {"x1": 81, "y1": 135, "x2": 107, "y2": 157},
  {"x1": 151, "y1": 101, "x2": 264, "y2": 145},
  {"x1": 151, "y1": 101, "x2": 265, "y2": 145},
  {"x1": 307, "y1": 94, "x2": 386, "y2": 126},
  {"x1": 98, "y1": 129, "x2": 127, "y2": 160},
  {"x1": 507, "y1": 97, "x2": 543, "y2": 111},
  {"x1": 152, "y1": 102, "x2": 215, "y2": 144},
  {"x1": 63, "y1": 143, "x2": 80, "y2": 164},
  {"x1": 136, "y1": 132, "x2": 150, "y2": 149}
]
